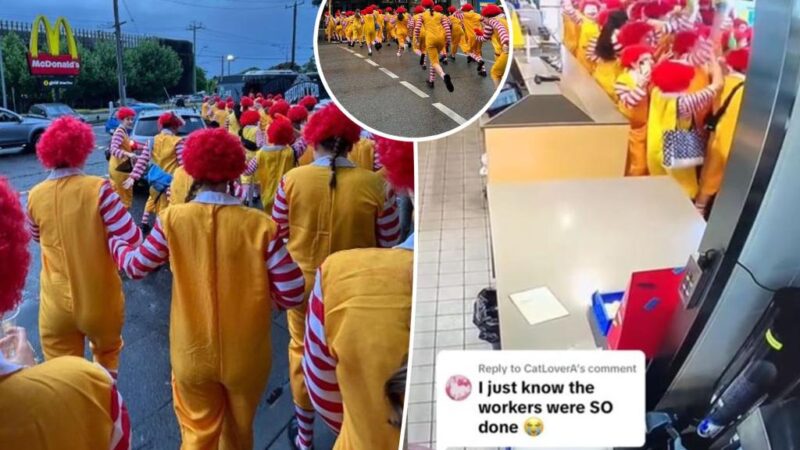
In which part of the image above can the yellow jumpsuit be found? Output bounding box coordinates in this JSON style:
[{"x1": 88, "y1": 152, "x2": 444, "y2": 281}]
[
  {"x1": 254, "y1": 145, "x2": 296, "y2": 214},
  {"x1": 594, "y1": 58, "x2": 623, "y2": 101},
  {"x1": 420, "y1": 11, "x2": 448, "y2": 65},
  {"x1": 448, "y1": 15, "x2": 464, "y2": 58},
  {"x1": 282, "y1": 164, "x2": 388, "y2": 414},
  {"x1": 699, "y1": 74, "x2": 745, "y2": 198},
  {"x1": 108, "y1": 127, "x2": 134, "y2": 208},
  {"x1": 616, "y1": 71, "x2": 649, "y2": 176},
  {"x1": 317, "y1": 247, "x2": 413, "y2": 450},
  {"x1": 364, "y1": 14, "x2": 377, "y2": 44},
  {"x1": 336, "y1": 17, "x2": 343, "y2": 37},
  {"x1": 412, "y1": 14, "x2": 425, "y2": 53},
  {"x1": 563, "y1": 13, "x2": 579, "y2": 55},
  {"x1": 170, "y1": 166, "x2": 194, "y2": 205},
  {"x1": 0, "y1": 356, "x2": 123, "y2": 449},
  {"x1": 461, "y1": 11, "x2": 482, "y2": 57},
  {"x1": 28, "y1": 176, "x2": 126, "y2": 370},
  {"x1": 213, "y1": 108, "x2": 229, "y2": 127},
  {"x1": 395, "y1": 15, "x2": 408, "y2": 43},
  {"x1": 297, "y1": 145, "x2": 315, "y2": 166},
  {"x1": 577, "y1": 18, "x2": 600, "y2": 72},
  {"x1": 259, "y1": 110, "x2": 272, "y2": 132},
  {"x1": 376, "y1": 13, "x2": 385, "y2": 42},
  {"x1": 325, "y1": 16, "x2": 334, "y2": 41},
  {"x1": 385, "y1": 13, "x2": 395, "y2": 40},
  {"x1": 348, "y1": 138, "x2": 377, "y2": 171},
  {"x1": 240, "y1": 125, "x2": 260, "y2": 199},
  {"x1": 160, "y1": 202, "x2": 281, "y2": 450},
  {"x1": 227, "y1": 111, "x2": 241, "y2": 136},
  {"x1": 144, "y1": 132, "x2": 182, "y2": 217},
  {"x1": 490, "y1": 16, "x2": 511, "y2": 82},
  {"x1": 201, "y1": 102, "x2": 209, "y2": 120}
]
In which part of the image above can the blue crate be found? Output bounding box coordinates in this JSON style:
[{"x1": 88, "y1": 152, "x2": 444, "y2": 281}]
[{"x1": 592, "y1": 290, "x2": 625, "y2": 336}]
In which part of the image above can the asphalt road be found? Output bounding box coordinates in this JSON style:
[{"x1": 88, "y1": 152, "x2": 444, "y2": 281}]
[
  {"x1": 318, "y1": 39, "x2": 502, "y2": 138},
  {"x1": 0, "y1": 125, "x2": 336, "y2": 450}
]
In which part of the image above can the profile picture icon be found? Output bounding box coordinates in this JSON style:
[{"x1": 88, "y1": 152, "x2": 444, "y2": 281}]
[
  {"x1": 444, "y1": 375, "x2": 472, "y2": 401},
  {"x1": 523, "y1": 417, "x2": 544, "y2": 437}
]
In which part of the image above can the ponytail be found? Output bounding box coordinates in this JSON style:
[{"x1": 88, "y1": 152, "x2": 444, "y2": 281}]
[
  {"x1": 186, "y1": 180, "x2": 201, "y2": 203},
  {"x1": 323, "y1": 136, "x2": 351, "y2": 188}
]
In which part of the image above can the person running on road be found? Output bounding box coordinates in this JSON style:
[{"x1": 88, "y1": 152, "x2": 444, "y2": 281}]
[
  {"x1": 414, "y1": 0, "x2": 454, "y2": 91},
  {"x1": 475, "y1": 4, "x2": 511, "y2": 88},
  {"x1": 242, "y1": 115, "x2": 297, "y2": 214},
  {"x1": 459, "y1": 3, "x2": 488, "y2": 77},
  {"x1": 447, "y1": 6, "x2": 465, "y2": 61},
  {"x1": 363, "y1": 6, "x2": 379, "y2": 56},
  {"x1": 394, "y1": 7, "x2": 409, "y2": 56},
  {"x1": 108, "y1": 107, "x2": 140, "y2": 208}
]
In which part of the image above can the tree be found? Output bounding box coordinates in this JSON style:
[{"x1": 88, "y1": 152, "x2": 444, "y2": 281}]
[
  {"x1": 301, "y1": 55, "x2": 317, "y2": 73},
  {"x1": 63, "y1": 40, "x2": 119, "y2": 107},
  {"x1": 269, "y1": 62, "x2": 301, "y2": 72},
  {"x1": 1, "y1": 32, "x2": 44, "y2": 111},
  {"x1": 124, "y1": 40, "x2": 183, "y2": 102},
  {"x1": 195, "y1": 66, "x2": 208, "y2": 92}
]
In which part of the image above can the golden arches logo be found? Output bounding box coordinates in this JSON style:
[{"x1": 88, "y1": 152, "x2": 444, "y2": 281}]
[{"x1": 30, "y1": 15, "x2": 79, "y2": 59}]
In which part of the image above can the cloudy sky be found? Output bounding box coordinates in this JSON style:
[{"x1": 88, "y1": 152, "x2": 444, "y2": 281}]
[{"x1": 4, "y1": 0, "x2": 319, "y2": 75}]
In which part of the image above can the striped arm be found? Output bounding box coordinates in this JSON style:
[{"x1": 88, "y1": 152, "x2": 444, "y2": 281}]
[
  {"x1": 562, "y1": 0, "x2": 582, "y2": 25},
  {"x1": 688, "y1": 38, "x2": 714, "y2": 67},
  {"x1": 265, "y1": 235, "x2": 305, "y2": 309},
  {"x1": 109, "y1": 383, "x2": 131, "y2": 450},
  {"x1": 413, "y1": 16, "x2": 422, "y2": 40},
  {"x1": 129, "y1": 143, "x2": 151, "y2": 181},
  {"x1": 100, "y1": 181, "x2": 142, "y2": 245},
  {"x1": 407, "y1": 15, "x2": 413, "y2": 32},
  {"x1": 292, "y1": 136, "x2": 308, "y2": 161},
  {"x1": 110, "y1": 128, "x2": 128, "y2": 159},
  {"x1": 443, "y1": 15, "x2": 452, "y2": 47},
  {"x1": 586, "y1": 37, "x2": 599, "y2": 62},
  {"x1": 243, "y1": 157, "x2": 259, "y2": 177},
  {"x1": 492, "y1": 18, "x2": 510, "y2": 47},
  {"x1": 373, "y1": 146, "x2": 383, "y2": 171},
  {"x1": 176, "y1": 139, "x2": 186, "y2": 167},
  {"x1": 377, "y1": 186, "x2": 401, "y2": 247},
  {"x1": 614, "y1": 83, "x2": 648, "y2": 109},
  {"x1": 25, "y1": 213, "x2": 40, "y2": 243},
  {"x1": 678, "y1": 86, "x2": 717, "y2": 118},
  {"x1": 256, "y1": 128, "x2": 266, "y2": 148},
  {"x1": 110, "y1": 219, "x2": 169, "y2": 280},
  {"x1": 272, "y1": 178, "x2": 290, "y2": 239},
  {"x1": 302, "y1": 269, "x2": 344, "y2": 433}
]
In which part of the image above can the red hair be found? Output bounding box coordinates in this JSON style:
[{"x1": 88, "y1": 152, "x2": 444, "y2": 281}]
[
  {"x1": 673, "y1": 30, "x2": 699, "y2": 55},
  {"x1": 268, "y1": 117, "x2": 296, "y2": 146},
  {"x1": 36, "y1": 116, "x2": 95, "y2": 169},
  {"x1": 299, "y1": 95, "x2": 318, "y2": 111},
  {"x1": 226, "y1": 100, "x2": 234, "y2": 109},
  {"x1": 240, "y1": 97, "x2": 255, "y2": 109},
  {"x1": 652, "y1": 60, "x2": 695, "y2": 93},
  {"x1": 580, "y1": 0, "x2": 602, "y2": 11},
  {"x1": 239, "y1": 110, "x2": 261, "y2": 127},
  {"x1": 182, "y1": 129, "x2": 246, "y2": 183},
  {"x1": 643, "y1": 2, "x2": 671, "y2": 18},
  {"x1": 269, "y1": 100, "x2": 290, "y2": 118},
  {"x1": 421, "y1": 0, "x2": 434, "y2": 8},
  {"x1": 602, "y1": 0, "x2": 623, "y2": 10},
  {"x1": 726, "y1": 48, "x2": 750, "y2": 73},
  {"x1": 0, "y1": 177, "x2": 30, "y2": 315},
  {"x1": 598, "y1": 9, "x2": 610, "y2": 27},
  {"x1": 117, "y1": 107, "x2": 136, "y2": 120},
  {"x1": 216, "y1": 101, "x2": 226, "y2": 109},
  {"x1": 376, "y1": 138, "x2": 415, "y2": 192},
  {"x1": 287, "y1": 105, "x2": 309, "y2": 124},
  {"x1": 414, "y1": 6, "x2": 425, "y2": 14},
  {"x1": 386, "y1": 6, "x2": 393, "y2": 12},
  {"x1": 620, "y1": 45, "x2": 653, "y2": 68},
  {"x1": 396, "y1": 6, "x2": 406, "y2": 13},
  {"x1": 433, "y1": 4, "x2": 443, "y2": 12},
  {"x1": 158, "y1": 112, "x2": 184, "y2": 130},
  {"x1": 481, "y1": 4, "x2": 503, "y2": 17},
  {"x1": 448, "y1": 5, "x2": 456, "y2": 13},
  {"x1": 617, "y1": 21, "x2": 653, "y2": 48},
  {"x1": 461, "y1": 3, "x2": 473, "y2": 11},
  {"x1": 303, "y1": 104, "x2": 361, "y2": 147},
  {"x1": 627, "y1": 1, "x2": 648, "y2": 20}
]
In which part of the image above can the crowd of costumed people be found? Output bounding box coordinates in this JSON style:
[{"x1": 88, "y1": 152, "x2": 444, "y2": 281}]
[
  {"x1": 0, "y1": 92, "x2": 415, "y2": 450},
  {"x1": 563, "y1": 0, "x2": 752, "y2": 216},
  {"x1": 322, "y1": 2, "x2": 510, "y2": 89}
]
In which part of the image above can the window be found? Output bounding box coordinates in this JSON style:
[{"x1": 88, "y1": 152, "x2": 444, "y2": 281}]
[{"x1": 0, "y1": 111, "x2": 18, "y2": 122}]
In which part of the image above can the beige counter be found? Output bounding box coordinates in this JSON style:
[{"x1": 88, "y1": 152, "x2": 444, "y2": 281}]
[{"x1": 488, "y1": 176, "x2": 706, "y2": 350}]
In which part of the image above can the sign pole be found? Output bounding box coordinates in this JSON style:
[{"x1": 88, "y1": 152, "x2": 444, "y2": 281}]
[
  {"x1": 113, "y1": 0, "x2": 128, "y2": 106},
  {"x1": 0, "y1": 41, "x2": 7, "y2": 109}
]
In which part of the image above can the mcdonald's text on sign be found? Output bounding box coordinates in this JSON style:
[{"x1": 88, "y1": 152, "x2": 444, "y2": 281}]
[{"x1": 27, "y1": 15, "x2": 81, "y2": 77}]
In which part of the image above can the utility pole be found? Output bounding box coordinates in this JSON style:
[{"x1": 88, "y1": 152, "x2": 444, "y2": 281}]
[
  {"x1": 0, "y1": 42, "x2": 7, "y2": 109},
  {"x1": 187, "y1": 21, "x2": 204, "y2": 93},
  {"x1": 113, "y1": 0, "x2": 127, "y2": 105},
  {"x1": 220, "y1": 55, "x2": 224, "y2": 78},
  {"x1": 285, "y1": 0, "x2": 304, "y2": 68}
]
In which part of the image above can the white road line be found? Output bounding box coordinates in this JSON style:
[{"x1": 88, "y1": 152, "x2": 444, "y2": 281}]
[
  {"x1": 400, "y1": 81, "x2": 430, "y2": 98},
  {"x1": 455, "y1": 52, "x2": 495, "y2": 63},
  {"x1": 365, "y1": 59, "x2": 380, "y2": 67},
  {"x1": 380, "y1": 68, "x2": 399, "y2": 79},
  {"x1": 354, "y1": 53, "x2": 364, "y2": 58},
  {"x1": 432, "y1": 102, "x2": 467, "y2": 125}
]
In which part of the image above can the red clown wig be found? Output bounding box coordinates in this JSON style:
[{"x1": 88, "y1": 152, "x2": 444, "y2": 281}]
[
  {"x1": 421, "y1": 0, "x2": 434, "y2": 8},
  {"x1": 216, "y1": 100, "x2": 226, "y2": 110},
  {"x1": 726, "y1": 48, "x2": 750, "y2": 73},
  {"x1": 620, "y1": 45, "x2": 654, "y2": 69},
  {"x1": 617, "y1": 21, "x2": 654, "y2": 48},
  {"x1": 673, "y1": 30, "x2": 699, "y2": 56},
  {"x1": 240, "y1": 97, "x2": 255, "y2": 109},
  {"x1": 481, "y1": 4, "x2": 503, "y2": 17},
  {"x1": 269, "y1": 100, "x2": 290, "y2": 118},
  {"x1": 461, "y1": 3, "x2": 473, "y2": 11},
  {"x1": 117, "y1": 107, "x2": 136, "y2": 120},
  {"x1": 448, "y1": 5, "x2": 457, "y2": 13},
  {"x1": 268, "y1": 116, "x2": 296, "y2": 146},
  {"x1": 376, "y1": 138, "x2": 414, "y2": 193},
  {"x1": 287, "y1": 105, "x2": 309, "y2": 124},
  {"x1": 0, "y1": 177, "x2": 30, "y2": 316},
  {"x1": 299, "y1": 95, "x2": 318, "y2": 111},
  {"x1": 414, "y1": 5, "x2": 425, "y2": 13},
  {"x1": 303, "y1": 104, "x2": 361, "y2": 147},
  {"x1": 433, "y1": 4, "x2": 443, "y2": 12},
  {"x1": 36, "y1": 116, "x2": 95, "y2": 169},
  {"x1": 158, "y1": 112, "x2": 184, "y2": 130},
  {"x1": 239, "y1": 110, "x2": 261, "y2": 127},
  {"x1": 652, "y1": 60, "x2": 695, "y2": 93},
  {"x1": 182, "y1": 128, "x2": 246, "y2": 183}
]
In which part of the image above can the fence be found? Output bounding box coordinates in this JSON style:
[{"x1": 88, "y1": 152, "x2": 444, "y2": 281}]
[{"x1": 0, "y1": 19, "x2": 150, "y2": 49}]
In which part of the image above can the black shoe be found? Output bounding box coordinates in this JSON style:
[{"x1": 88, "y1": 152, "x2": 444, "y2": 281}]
[
  {"x1": 368, "y1": 50, "x2": 373, "y2": 56},
  {"x1": 478, "y1": 68, "x2": 487, "y2": 77},
  {"x1": 422, "y1": 64, "x2": 427, "y2": 70},
  {"x1": 477, "y1": 60, "x2": 485, "y2": 71},
  {"x1": 444, "y1": 73, "x2": 454, "y2": 92},
  {"x1": 287, "y1": 419, "x2": 314, "y2": 450},
  {"x1": 440, "y1": 57, "x2": 448, "y2": 65},
  {"x1": 467, "y1": 55, "x2": 474, "y2": 64},
  {"x1": 419, "y1": 54, "x2": 425, "y2": 66},
  {"x1": 140, "y1": 222, "x2": 152, "y2": 236},
  {"x1": 426, "y1": 80, "x2": 435, "y2": 88},
  {"x1": 449, "y1": 55, "x2": 456, "y2": 61},
  {"x1": 376, "y1": 42, "x2": 382, "y2": 50}
]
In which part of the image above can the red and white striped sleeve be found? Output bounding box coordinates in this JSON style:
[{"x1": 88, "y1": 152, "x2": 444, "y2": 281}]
[
  {"x1": 377, "y1": 186, "x2": 400, "y2": 248},
  {"x1": 494, "y1": 18, "x2": 509, "y2": 47},
  {"x1": 302, "y1": 268, "x2": 343, "y2": 433},
  {"x1": 175, "y1": 139, "x2": 186, "y2": 166},
  {"x1": 562, "y1": 0, "x2": 582, "y2": 25},
  {"x1": 292, "y1": 136, "x2": 309, "y2": 161},
  {"x1": 109, "y1": 383, "x2": 131, "y2": 450},
  {"x1": 256, "y1": 128, "x2": 266, "y2": 148},
  {"x1": 272, "y1": 177, "x2": 290, "y2": 239},
  {"x1": 678, "y1": 85, "x2": 717, "y2": 118},
  {"x1": 688, "y1": 38, "x2": 714, "y2": 67},
  {"x1": 615, "y1": 82, "x2": 648, "y2": 109},
  {"x1": 265, "y1": 234, "x2": 305, "y2": 309},
  {"x1": 586, "y1": 36, "x2": 599, "y2": 62},
  {"x1": 243, "y1": 157, "x2": 259, "y2": 177},
  {"x1": 413, "y1": 16, "x2": 422, "y2": 40},
  {"x1": 109, "y1": 218, "x2": 169, "y2": 280},
  {"x1": 99, "y1": 181, "x2": 143, "y2": 245},
  {"x1": 442, "y1": 14, "x2": 452, "y2": 46},
  {"x1": 25, "y1": 212, "x2": 40, "y2": 243},
  {"x1": 110, "y1": 128, "x2": 128, "y2": 159},
  {"x1": 129, "y1": 143, "x2": 152, "y2": 181},
  {"x1": 373, "y1": 147, "x2": 383, "y2": 171}
]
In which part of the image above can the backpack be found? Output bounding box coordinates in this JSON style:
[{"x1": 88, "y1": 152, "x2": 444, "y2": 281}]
[{"x1": 145, "y1": 164, "x2": 173, "y2": 193}]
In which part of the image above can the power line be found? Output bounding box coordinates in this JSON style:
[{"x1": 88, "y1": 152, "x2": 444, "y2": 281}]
[
  {"x1": 160, "y1": 0, "x2": 286, "y2": 10},
  {"x1": 188, "y1": 21, "x2": 205, "y2": 93},
  {"x1": 121, "y1": 0, "x2": 141, "y2": 35}
]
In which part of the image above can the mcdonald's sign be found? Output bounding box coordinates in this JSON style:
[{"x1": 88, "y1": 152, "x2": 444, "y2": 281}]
[{"x1": 27, "y1": 15, "x2": 81, "y2": 77}]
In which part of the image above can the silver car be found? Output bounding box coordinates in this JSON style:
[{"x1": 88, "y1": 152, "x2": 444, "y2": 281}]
[
  {"x1": 130, "y1": 108, "x2": 207, "y2": 149},
  {"x1": 0, "y1": 107, "x2": 51, "y2": 153}
]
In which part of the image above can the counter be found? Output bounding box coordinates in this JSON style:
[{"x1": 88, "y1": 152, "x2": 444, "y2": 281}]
[{"x1": 488, "y1": 176, "x2": 706, "y2": 350}]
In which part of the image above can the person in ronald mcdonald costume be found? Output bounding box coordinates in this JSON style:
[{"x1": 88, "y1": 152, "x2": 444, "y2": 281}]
[
  {"x1": 394, "y1": 6, "x2": 410, "y2": 56},
  {"x1": 299, "y1": 95, "x2": 318, "y2": 112},
  {"x1": 475, "y1": 4, "x2": 511, "y2": 87},
  {"x1": 27, "y1": 117, "x2": 143, "y2": 375},
  {"x1": 270, "y1": 104, "x2": 401, "y2": 450},
  {"x1": 238, "y1": 109, "x2": 263, "y2": 206},
  {"x1": 384, "y1": 7, "x2": 396, "y2": 44},
  {"x1": 646, "y1": 57, "x2": 723, "y2": 199},
  {"x1": 414, "y1": 0, "x2": 454, "y2": 91},
  {"x1": 124, "y1": 111, "x2": 186, "y2": 233},
  {"x1": 168, "y1": 137, "x2": 194, "y2": 206},
  {"x1": 287, "y1": 105, "x2": 316, "y2": 166},
  {"x1": 213, "y1": 100, "x2": 229, "y2": 127},
  {"x1": 324, "y1": 11, "x2": 335, "y2": 42},
  {"x1": 614, "y1": 44, "x2": 655, "y2": 176},
  {"x1": 0, "y1": 176, "x2": 133, "y2": 450},
  {"x1": 240, "y1": 115, "x2": 297, "y2": 214},
  {"x1": 457, "y1": 3, "x2": 488, "y2": 77},
  {"x1": 108, "y1": 128, "x2": 306, "y2": 450},
  {"x1": 563, "y1": 0, "x2": 603, "y2": 72},
  {"x1": 696, "y1": 47, "x2": 750, "y2": 215},
  {"x1": 362, "y1": 6, "x2": 379, "y2": 56},
  {"x1": 348, "y1": 130, "x2": 382, "y2": 172},
  {"x1": 302, "y1": 137, "x2": 414, "y2": 450},
  {"x1": 587, "y1": 8, "x2": 628, "y2": 100},
  {"x1": 353, "y1": 9, "x2": 365, "y2": 48},
  {"x1": 108, "y1": 107, "x2": 140, "y2": 208},
  {"x1": 334, "y1": 10, "x2": 344, "y2": 42},
  {"x1": 447, "y1": 6, "x2": 465, "y2": 61}
]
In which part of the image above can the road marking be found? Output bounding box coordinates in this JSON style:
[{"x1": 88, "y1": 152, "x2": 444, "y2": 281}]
[
  {"x1": 380, "y1": 68, "x2": 399, "y2": 79},
  {"x1": 365, "y1": 59, "x2": 380, "y2": 67},
  {"x1": 432, "y1": 102, "x2": 467, "y2": 125},
  {"x1": 354, "y1": 53, "x2": 364, "y2": 58},
  {"x1": 400, "y1": 81, "x2": 430, "y2": 98}
]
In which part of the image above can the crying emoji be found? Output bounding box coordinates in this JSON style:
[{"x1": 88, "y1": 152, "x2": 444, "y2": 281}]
[{"x1": 523, "y1": 417, "x2": 544, "y2": 437}]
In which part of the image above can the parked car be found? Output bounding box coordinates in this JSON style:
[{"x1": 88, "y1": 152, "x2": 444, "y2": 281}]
[
  {"x1": 130, "y1": 108, "x2": 207, "y2": 149},
  {"x1": 105, "y1": 103, "x2": 161, "y2": 134},
  {"x1": 28, "y1": 103, "x2": 87, "y2": 123},
  {"x1": 0, "y1": 107, "x2": 51, "y2": 153}
]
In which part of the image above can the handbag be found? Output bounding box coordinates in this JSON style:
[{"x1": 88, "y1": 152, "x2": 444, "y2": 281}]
[
  {"x1": 144, "y1": 164, "x2": 173, "y2": 193},
  {"x1": 662, "y1": 102, "x2": 707, "y2": 170},
  {"x1": 115, "y1": 158, "x2": 133, "y2": 173}
]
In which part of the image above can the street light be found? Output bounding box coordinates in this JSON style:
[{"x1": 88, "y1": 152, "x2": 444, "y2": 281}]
[{"x1": 226, "y1": 54, "x2": 235, "y2": 76}]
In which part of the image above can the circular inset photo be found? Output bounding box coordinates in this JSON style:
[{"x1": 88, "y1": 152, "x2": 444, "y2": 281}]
[
  {"x1": 314, "y1": 0, "x2": 513, "y2": 140},
  {"x1": 444, "y1": 374, "x2": 472, "y2": 401}
]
